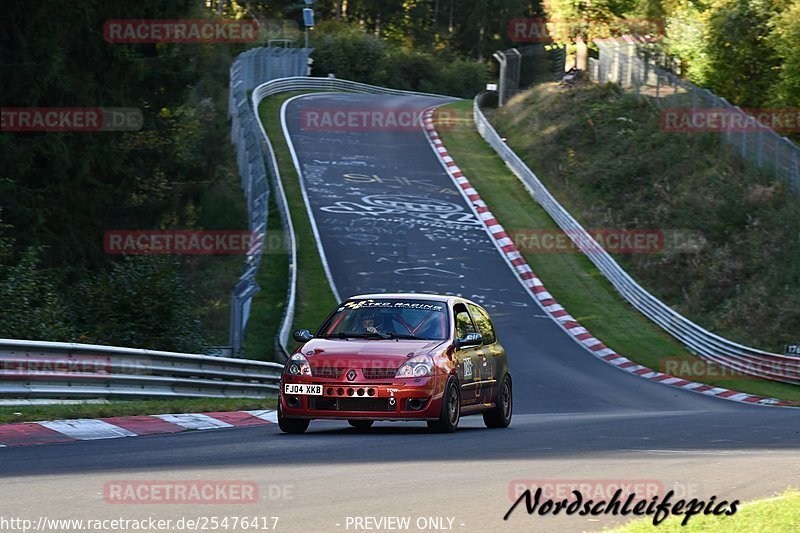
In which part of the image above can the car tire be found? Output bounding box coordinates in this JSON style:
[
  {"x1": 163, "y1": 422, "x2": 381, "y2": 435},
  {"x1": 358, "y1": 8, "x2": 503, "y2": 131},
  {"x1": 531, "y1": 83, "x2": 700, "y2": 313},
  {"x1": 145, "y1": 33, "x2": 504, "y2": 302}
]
[
  {"x1": 427, "y1": 377, "x2": 460, "y2": 433},
  {"x1": 277, "y1": 402, "x2": 310, "y2": 434},
  {"x1": 348, "y1": 420, "x2": 374, "y2": 430},
  {"x1": 483, "y1": 374, "x2": 512, "y2": 428}
]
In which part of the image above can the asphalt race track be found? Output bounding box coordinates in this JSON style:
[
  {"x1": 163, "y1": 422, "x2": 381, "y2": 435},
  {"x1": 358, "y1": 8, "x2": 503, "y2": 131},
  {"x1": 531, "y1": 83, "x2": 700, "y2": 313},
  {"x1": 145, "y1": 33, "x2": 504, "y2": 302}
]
[{"x1": 1, "y1": 93, "x2": 798, "y2": 532}]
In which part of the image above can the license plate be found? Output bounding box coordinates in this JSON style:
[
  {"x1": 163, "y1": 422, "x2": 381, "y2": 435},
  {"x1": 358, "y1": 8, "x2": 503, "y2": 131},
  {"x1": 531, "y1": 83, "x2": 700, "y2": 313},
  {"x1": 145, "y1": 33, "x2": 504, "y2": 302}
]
[{"x1": 284, "y1": 383, "x2": 322, "y2": 395}]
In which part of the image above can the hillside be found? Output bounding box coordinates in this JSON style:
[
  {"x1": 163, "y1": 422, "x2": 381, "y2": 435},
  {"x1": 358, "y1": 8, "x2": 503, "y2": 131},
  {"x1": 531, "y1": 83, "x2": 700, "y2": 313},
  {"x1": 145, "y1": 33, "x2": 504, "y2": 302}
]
[{"x1": 490, "y1": 82, "x2": 799, "y2": 353}]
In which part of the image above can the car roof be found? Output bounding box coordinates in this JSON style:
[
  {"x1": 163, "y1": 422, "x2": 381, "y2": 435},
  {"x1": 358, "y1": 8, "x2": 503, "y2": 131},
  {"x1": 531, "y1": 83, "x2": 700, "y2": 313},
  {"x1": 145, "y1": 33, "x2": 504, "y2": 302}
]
[{"x1": 346, "y1": 293, "x2": 479, "y2": 306}]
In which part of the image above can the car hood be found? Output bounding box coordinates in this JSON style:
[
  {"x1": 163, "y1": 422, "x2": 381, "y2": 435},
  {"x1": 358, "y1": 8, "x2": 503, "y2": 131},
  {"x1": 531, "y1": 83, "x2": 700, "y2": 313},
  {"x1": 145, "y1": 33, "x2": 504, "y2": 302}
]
[{"x1": 297, "y1": 338, "x2": 446, "y2": 368}]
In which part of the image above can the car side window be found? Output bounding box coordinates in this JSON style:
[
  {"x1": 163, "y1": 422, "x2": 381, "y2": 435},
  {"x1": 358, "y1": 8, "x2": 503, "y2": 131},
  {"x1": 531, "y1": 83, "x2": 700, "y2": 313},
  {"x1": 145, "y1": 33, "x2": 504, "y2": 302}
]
[
  {"x1": 453, "y1": 304, "x2": 477, "y2": 339},
  {"x1": 468, "y1": 304, "x2": 496, "y2": 345}
]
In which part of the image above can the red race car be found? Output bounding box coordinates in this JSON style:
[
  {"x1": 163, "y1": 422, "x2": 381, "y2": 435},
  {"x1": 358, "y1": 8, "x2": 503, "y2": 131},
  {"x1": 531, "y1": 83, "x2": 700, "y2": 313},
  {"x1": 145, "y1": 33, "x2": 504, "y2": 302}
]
[{"x1": 278, "y1": 293, "x2": 512, "y2": 433}]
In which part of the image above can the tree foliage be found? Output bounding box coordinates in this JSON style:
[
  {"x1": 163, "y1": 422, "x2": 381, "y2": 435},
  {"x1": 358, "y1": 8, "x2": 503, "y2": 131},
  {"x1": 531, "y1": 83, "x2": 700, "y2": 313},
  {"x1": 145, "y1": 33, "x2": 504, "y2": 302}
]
[
  {"x1": 310, "y1": 21, "x2": 488, "y2": 97},
  {"x1": 74, "y1": 256, "x2": 206, "y2": 353}
]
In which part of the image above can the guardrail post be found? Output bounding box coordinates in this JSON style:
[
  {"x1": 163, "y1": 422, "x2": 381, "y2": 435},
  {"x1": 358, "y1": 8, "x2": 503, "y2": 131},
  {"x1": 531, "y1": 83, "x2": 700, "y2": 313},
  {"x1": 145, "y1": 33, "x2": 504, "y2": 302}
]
[{"x1": 493, "y1": 51, "x2": 508, "y2": 107}]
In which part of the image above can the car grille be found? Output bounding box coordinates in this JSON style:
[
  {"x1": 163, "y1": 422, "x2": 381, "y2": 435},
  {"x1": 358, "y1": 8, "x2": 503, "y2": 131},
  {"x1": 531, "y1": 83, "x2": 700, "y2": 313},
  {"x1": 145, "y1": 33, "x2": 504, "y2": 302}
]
[
  {"x1": 362, "y1": 368, "x2": 397, "y2": 380},
  {"x1": 309, "y1": 397, "x2": 393, "y2": 412},
  {"x1": 312, "y1": 367, "x2": 345, "y2": 379}
]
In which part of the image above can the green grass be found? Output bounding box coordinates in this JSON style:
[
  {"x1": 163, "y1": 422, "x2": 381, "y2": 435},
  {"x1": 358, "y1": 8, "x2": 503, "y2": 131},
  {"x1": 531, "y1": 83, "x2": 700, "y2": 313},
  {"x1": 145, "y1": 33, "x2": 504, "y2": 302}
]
[
  {"x1": 242, "y1": 91, "x2": 340, "y2": 359},
  {"x1": 0, "y1": 397, "x2": 277, "y2": 424},
  {"x1": 610, "y1": 489, "x2": 799, "y2": 532},
  {"x1": 252, "y1": 92, "x2": 338, "y2": 346},
  {"x1": 492, "y1": 82, "x2": 800, "y2": 354},
  {"x1": 436, "y1": 99, "x2": 800, "y2": 403}
]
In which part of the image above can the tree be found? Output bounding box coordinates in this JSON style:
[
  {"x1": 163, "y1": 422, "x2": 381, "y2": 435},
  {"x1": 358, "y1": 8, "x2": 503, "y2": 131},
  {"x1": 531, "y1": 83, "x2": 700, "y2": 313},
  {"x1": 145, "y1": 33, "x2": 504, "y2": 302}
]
[
  {"x1": 75, "y1": 256, "x2": 206, "y2": 353},
  {"x1": 702, "y1": 0, "x2": 781, "y2": 107},
  {"x1": 0, "y1": 218, "x2": 75, "y2": 341},
  {"x1": 542, "y1": 0, "x2": 635, "y2": 70},
  {"x1": 768, "y1": 0, "x2": 800, "y2": 106}
]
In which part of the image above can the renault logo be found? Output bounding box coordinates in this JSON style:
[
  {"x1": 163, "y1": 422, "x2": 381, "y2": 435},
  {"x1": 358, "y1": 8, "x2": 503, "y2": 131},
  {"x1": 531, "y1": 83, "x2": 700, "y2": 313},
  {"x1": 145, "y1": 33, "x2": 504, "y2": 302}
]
[{"x1": 346, "y1": 369, "x2": 357, "y2": 381}]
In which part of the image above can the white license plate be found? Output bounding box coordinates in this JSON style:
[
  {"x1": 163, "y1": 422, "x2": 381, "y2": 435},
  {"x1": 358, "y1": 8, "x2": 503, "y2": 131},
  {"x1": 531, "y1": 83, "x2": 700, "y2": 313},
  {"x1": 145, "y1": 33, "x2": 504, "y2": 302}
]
[{"x1": 284, "y1": 383, "x2": 323, "y2": 395}]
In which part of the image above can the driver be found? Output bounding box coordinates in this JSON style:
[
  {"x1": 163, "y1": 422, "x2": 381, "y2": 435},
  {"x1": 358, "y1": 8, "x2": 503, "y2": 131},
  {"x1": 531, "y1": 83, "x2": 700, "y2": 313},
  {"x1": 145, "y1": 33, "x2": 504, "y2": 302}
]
[{"x1": 358, "y1": 308, "x2": 383, "y2": 334}]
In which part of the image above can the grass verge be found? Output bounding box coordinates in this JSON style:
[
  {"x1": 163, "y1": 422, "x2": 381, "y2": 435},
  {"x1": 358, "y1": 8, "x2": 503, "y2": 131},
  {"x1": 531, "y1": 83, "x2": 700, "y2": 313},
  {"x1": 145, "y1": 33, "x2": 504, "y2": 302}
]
[
  {"x1": 264, "y1": 93, "x2": 339, "y2": 334},
  {"x1": 436, "y1": 99, "x2": 800, "y2": 403},
  {"x1": 492, "y1": 82, "x2": 799, "y2": 353},
  {"x1": 244, "y1": 92, "x2": 338, "y2": 358},
  {"x1": 0, "y1": 397, "x2": 277, "y2": 425},
  {"x1": 610, "y1": 489, "x2": 799, "y2": 532}
]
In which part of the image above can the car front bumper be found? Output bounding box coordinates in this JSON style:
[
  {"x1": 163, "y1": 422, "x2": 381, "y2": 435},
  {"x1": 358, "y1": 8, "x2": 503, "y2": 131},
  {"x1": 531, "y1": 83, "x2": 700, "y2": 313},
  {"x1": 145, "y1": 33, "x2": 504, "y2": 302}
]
[{"x1": 280, "y1": 375, "x2": 444, "y2": 420}]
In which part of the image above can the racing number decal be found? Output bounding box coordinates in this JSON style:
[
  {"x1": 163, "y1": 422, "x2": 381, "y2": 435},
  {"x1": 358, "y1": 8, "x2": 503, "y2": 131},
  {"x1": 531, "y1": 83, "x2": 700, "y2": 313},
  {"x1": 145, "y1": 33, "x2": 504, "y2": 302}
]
[{"x1": 463, "y1": 357, "x2": 473, "y2": 381}]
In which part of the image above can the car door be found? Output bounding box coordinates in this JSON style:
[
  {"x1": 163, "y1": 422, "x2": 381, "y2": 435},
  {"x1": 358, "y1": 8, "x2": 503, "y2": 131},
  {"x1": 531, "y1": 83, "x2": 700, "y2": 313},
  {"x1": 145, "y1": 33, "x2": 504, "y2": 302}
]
[
  {"x1": 468, "y1": 304, "x2": 502, "y2": 405},
  {"x1": 453, "y1": 303, "x2": 482, "y2": 406}
]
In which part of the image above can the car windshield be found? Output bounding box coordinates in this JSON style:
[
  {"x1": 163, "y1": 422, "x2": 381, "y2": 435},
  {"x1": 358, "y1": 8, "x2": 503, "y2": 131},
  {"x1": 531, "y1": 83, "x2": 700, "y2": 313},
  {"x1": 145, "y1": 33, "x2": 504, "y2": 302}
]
[{"x1": 318, "y1": 299, "x2": 449, "y2": 341}]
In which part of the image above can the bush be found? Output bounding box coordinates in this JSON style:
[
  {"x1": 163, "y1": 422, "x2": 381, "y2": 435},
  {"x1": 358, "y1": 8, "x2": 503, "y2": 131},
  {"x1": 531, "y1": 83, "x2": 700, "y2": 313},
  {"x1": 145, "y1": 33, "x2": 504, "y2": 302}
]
[
  {"x1": 310, "y1": 21, "x2": 387, "y2": 83},
  {"x1": 311, "y1": 22, "x2": 488, "y2": 98},
  {"x1": 0, "y1": 239, "x2": 75, "y2": 341},
  {"x1": 73, "y1": 256, "x2": 206, "y2": 353}
]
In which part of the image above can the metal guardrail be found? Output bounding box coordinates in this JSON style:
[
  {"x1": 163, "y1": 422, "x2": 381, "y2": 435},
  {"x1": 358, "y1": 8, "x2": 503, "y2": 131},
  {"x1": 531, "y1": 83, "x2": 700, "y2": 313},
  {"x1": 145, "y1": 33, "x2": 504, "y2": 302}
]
[
  {"x1": 228, "y1": 48, "x2": 313, "y2": 356},
  {"x1": 0, "y1": 78, "x2": 450, "y2": 401},
  {"x1": 3, "y1": 77, "x2": 793, "y2": 402},
  {"x1": 0, "y1": 339, "x2": 283, "y2": 399},
  {"x1": 249, "y1": 76, "x2": 450, "y2": 356},
  {"x1": 588, "y1": 41, "x2": 799, "y2": 194},
  {"x1": 473, "y1": 92, "x2": 799, "y2": 385}
]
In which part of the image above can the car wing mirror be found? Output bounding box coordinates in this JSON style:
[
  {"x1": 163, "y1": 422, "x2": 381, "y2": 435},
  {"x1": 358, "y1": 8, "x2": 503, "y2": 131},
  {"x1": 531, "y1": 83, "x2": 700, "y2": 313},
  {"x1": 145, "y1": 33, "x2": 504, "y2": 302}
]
[
  {"x1": 293, "y1": 329, "x2": 314, "y2": 342},
  {"x1": 456, "y1": 332, "x2": 482, "y2": 349}
]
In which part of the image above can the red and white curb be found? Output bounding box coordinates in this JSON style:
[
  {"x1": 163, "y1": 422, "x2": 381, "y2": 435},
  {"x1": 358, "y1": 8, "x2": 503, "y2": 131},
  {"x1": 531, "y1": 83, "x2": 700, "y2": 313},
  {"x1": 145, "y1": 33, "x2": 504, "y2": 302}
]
[
  {"x1": 421, "y1": 108, "x2": 797, "y2": 408},
  {"x1": 0, "y1": 410, "x2": 277, "y2": 447}
]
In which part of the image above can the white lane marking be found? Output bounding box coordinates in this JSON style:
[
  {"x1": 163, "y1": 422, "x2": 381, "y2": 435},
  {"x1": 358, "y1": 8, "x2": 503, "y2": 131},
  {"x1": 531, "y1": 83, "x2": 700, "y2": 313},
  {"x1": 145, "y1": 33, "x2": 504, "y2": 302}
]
[
  {"x1": 281, "y1": 94, "x2": 342, "y2": 303},
  {"x1": 154, "y1": 413, "x2": 233, "y2": 430},
  {"x1": 245, "y1": 410, "x2": 279, "y2": 423},
  {"x1": 38, "y1": 419, "x2": 137, "y2": 440}
]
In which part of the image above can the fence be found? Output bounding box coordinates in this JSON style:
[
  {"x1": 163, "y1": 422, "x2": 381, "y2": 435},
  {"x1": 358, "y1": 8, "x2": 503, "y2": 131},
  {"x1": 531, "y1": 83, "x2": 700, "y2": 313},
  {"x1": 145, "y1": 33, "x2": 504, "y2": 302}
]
[
  {"x1": 0, "y1": 339, "x2": 283, "y2": 399},
  {"x1": 494, "y1": 44, "x2": 567, "y2": 106},
  {"x1": 474, "y1": 92, "x2": 799, "y2": 385},
  {"x1": 227, "y1": 47, "x2": 313, "y2": 356},
  {"x1": 589, "y1": 40, "x2": 799, "y2": 193}
]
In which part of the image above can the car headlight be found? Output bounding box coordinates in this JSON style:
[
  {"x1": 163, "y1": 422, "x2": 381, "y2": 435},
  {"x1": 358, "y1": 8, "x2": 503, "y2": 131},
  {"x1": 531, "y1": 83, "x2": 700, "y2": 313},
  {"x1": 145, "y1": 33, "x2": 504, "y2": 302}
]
[
  {"x1": 285, "y1": 353, "x2": 312, "y2": 376},
  {"x1": 395, "y1": 355, "x2": 433, "y2": 378}
]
